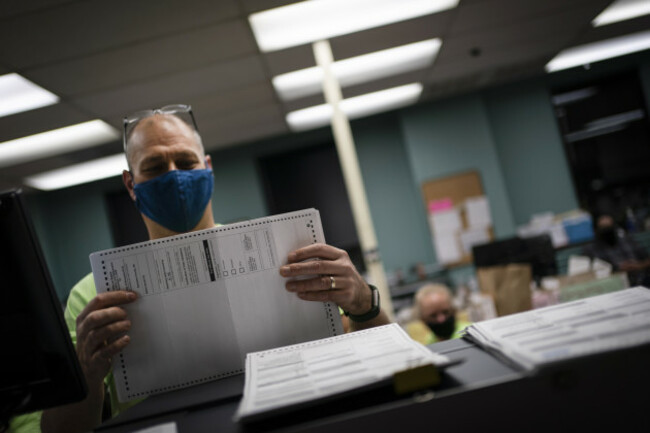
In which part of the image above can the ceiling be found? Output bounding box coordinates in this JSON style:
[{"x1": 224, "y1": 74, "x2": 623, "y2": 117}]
[{"x1": 1, "y1": 0, "x2": 649, "y2": 191}]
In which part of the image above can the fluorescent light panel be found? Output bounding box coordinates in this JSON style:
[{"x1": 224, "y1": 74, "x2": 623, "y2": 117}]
[
  {"x1": 592, "y1": 0, "x2": 650, "y2": 27},
  {"x1": 273, "y1": 39, "x2": 441, "y2": 101},
  {"x1": 24, "y1": 153, "x2": 127, "y2": 191},
  {"x1": 0, "y1": 73, "x2": 59, "y2": 117},
  {"x1": 250, "y1": 0, "x2": 458, "y2": 52},
  {"x1": 545, "y1": 30, "x2": 650, "y2": 73},
  {"x1": 0, "y1": 120, "x2": 119, "y2": 168},
  {"x1": 287, "y1": 83, "x2": 422, "y2": 131}
]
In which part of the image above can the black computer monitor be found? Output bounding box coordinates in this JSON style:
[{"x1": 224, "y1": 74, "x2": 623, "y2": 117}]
[
  {"x1": 472, "y1": 234, "x2": 557, "y2": 281},
  {"x1": 0, "y1": 190, "x2": 86, "y2": 422}
]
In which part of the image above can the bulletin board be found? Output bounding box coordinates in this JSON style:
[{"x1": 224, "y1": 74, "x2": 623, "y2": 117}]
[{"x1": 421, "y1": 170, "x2": 494, "y2": 267}]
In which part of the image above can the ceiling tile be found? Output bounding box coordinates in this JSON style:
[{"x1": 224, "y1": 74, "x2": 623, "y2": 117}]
[
  {"x1": 449, "y1": 0, "x2": 609, "y2": 36},
  {"x1": 0, "y1": 0, "x2": 75, "y2": 20},
  {"x1": 238, "y1": 0, "x2": 297, "y2": 14},
  {"x1": 99, "y1": 81, "x2": 281, "y2": 131},
  {"x1": 428, "y1": 42, "x2": 557, "y2": 84},
  {"x1": 263, "y1": 45, "x2": 315, "y2": 77},
  {"x1": 24, "y1": 20, "x2": 257, "y2": 98},
  {"x1": 191, "y1": 82, "x2": 278, "y2": 120},
  {"x1": 0, "y1": 0, "x2": 240, "y2": 68},
  {"x1": 204, "y1": 102, "x2": 284, "y2": 134},
  {"x1": 71, "y1": 55, "x2": 268, "y2": 118},
  {"x1": 201, "y1": 103, "x2": 287, "y2": 150},
  {"x1": 435, "y1": 4, "x2": 600, "y2": 71},
  {"x1": 330, "y1": 12, "x2": 454, "y2": 61},
  {"x1": 213, "y1": 118, "x2": 288, "y2": 150}
]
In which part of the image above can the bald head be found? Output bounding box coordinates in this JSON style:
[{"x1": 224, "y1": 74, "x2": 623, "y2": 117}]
[
  {"x1": 121, "y1": 112, "x2": 215, "y2": 239},
  {"x1": 414, "y1": 283, "x2": 454, "y2": 324},
  {"x1": 596, "y1": 215, "x2": 615, "y2": 230},
  {"x1": 126, "y1": 114, "x2": 204, "y2": 172}
]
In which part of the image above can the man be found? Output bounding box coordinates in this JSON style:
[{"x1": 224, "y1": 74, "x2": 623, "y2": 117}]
[
  {"x1": 583, "y1": 214, "x2": 650, "y2": 286},
  {"x1": 406, "y1": 283, "x2": 470, "y2": 345},
  {"x1": 40, "y1": 106, "x2": 389, "y2": 433}
]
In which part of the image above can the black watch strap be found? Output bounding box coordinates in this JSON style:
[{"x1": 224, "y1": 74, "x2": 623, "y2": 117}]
[{"x1": 345, "y1": 284, "x2": 380, "y2": 322}]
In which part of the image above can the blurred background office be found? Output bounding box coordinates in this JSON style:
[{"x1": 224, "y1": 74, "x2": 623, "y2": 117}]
[{"x1": 2, "y1": 0, "x2": 650, "y2": 323}]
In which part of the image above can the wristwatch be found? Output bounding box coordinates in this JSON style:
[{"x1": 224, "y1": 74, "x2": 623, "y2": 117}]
[{"x1": 345, "y1": 284, "x2": 381, "y2": 322}]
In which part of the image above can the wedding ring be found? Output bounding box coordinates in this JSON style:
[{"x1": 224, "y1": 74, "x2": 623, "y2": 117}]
[{"x1": 330, "y1": 276, "x2": 336, "y2": 290}]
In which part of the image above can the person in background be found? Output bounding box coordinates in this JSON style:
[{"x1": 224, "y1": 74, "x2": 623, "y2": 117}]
[
  {"x1": 583, "y1": 214, "x2": 650, "y2": 286},
  {"x1": 33, "y1": 105, "x2": 389, "y2": 433},
  {"x1": 406, "y1": 283, "x2": 471, "y2": 345}
]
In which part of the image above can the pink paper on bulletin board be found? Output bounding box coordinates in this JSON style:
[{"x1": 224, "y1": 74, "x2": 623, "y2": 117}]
[{"x1": 429, "y1": 198, "x2": 453, "y2": 213}]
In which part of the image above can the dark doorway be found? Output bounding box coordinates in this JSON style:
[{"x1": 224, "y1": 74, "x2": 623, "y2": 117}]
[
  {"x1": 258, "y1": 143, "x2": 365, "y2": 272},
  {"x1": 551, "y1": 71, "x2": 650, "y2": 226},
  {"x1": 105, "y1": 190, "x2": 148, "y2": 247}
]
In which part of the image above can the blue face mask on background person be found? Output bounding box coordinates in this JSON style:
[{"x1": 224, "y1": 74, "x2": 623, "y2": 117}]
[{"x1": 133, "y1": 168, "x2": 214, "y2": 233}]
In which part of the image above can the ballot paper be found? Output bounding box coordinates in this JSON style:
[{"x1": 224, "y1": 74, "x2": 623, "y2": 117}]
[
  {"x1": 235, "y1": 323, "x2": 450, "y2": 422},
  {"x1": 90, "y1": 209, "x2": 343, "y2": 402},
  {"x1": 464, "y1": 287, "x2": 650, "y2": 371}
]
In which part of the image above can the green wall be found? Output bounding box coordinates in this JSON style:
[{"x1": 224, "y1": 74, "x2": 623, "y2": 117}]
[
  {"x1": 26, "y1": 180, "x2": 119, "y2": 301},
  {"x1": 399, "y1": 94, "x2": 517, "y2": 240},
  {"x1": 484, "y1": 79, "x2": 578, "y2": 225},
  {"x1": 210, "y1": 153, "x2": 267, "y2": 224},
  {"x1": 353, "y1": 114, "x2": 435, "y2": 272}
]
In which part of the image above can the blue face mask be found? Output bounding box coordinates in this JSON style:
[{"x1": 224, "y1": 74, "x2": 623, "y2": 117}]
[{"x1": 133, "y1": 168, "x2": 214, "y2": 233}]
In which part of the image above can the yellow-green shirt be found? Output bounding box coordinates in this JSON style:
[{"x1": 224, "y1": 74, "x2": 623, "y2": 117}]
[{"x1": 7, "y1": 412, "x2": 41, "y2": 433}]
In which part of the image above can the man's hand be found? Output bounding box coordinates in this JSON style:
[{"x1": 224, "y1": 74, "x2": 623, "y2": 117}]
[
  {"x1": 279, "y1": 243, "x2": 373, "y2": 316},
  {"x1": 75, "y1": 291, "x2": 137, "y2": 386},
  {"x1": 42, "y1": 290, "x2": 138, "y2": 433}
]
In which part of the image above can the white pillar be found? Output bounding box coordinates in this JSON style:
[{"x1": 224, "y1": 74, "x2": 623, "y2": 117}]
[{"x1": 312, "y1": 40, "x2": 394, "y2": 320}]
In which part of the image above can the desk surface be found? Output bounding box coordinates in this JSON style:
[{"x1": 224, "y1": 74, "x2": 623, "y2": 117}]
[{"x1": 96, "y1": 338, "x2": 650, "y2": 432}]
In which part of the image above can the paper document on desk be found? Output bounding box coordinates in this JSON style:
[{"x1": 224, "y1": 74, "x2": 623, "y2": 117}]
[
  {"x1": 90, "y1": 209, "x2": 343, "y2": 402},
  {"x1": 465, "y1": 287, "x2": 650, "y2": 370},
  {"x1": 235, "y1": 323, "x2": 450, "y2": 422}
]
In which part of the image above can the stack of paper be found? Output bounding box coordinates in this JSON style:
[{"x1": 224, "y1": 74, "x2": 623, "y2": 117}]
[
  {"x1": 235, "y1": 324, "x2": 450, "y2": 421},
  {"x1": 465, "y1": 287, "x2": 650, "y2": 370}
]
